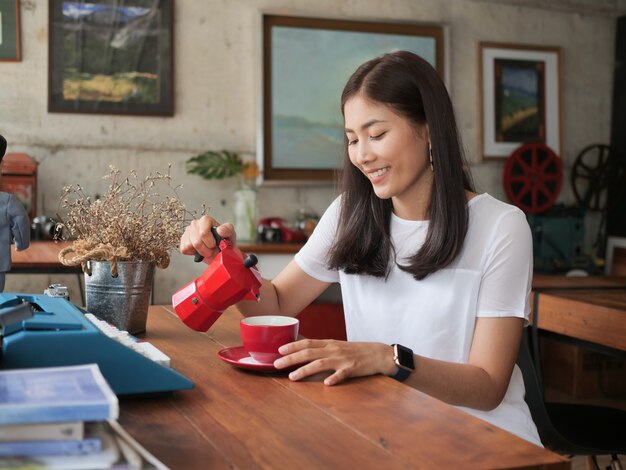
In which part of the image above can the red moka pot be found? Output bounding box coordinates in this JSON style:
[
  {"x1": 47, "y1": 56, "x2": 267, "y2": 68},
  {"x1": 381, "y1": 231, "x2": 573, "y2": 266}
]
[{"x1": 172, "y1": 228, "x2": 261, "y2": 332}]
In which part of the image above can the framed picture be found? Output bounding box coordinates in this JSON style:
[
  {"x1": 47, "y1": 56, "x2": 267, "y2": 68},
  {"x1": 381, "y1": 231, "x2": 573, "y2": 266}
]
[
  {"x1": 479, "y1": 42, "x2": 561, "y2": 160},
  {"x1": 0, "y1": 0, "x2": 21, "y2": 61},
  {"x1": 48, "y1": 0, "x2": 174, "y2": 116},
  {"x1": 605, "y1": 236, "x2": 626, "y2": 275},
  {"x1": 262, "y1": 15, "x2": 444, "y2": 182}
]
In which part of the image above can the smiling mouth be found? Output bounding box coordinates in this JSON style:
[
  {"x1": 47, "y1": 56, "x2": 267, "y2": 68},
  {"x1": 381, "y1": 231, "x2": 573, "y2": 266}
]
[{"x1": 367, "y1": 167, "x2": 389, "y2": 179}]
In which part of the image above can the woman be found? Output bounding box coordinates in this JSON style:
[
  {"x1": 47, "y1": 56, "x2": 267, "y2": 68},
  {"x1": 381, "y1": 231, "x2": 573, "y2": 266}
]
[{"x1": 180, "y1": 51, "x2": 540, "y2": 446}]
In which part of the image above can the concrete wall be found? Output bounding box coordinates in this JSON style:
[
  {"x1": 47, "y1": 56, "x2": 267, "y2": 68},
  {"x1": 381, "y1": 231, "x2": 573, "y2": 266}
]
[{"x1": 0, "y1": 0, "x2": 620, "y2": 303}]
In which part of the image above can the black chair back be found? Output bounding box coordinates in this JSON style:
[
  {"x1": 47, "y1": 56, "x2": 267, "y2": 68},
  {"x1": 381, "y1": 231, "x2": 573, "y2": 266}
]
[{"x1": 517, "y1": 328, "x2": 612, "y2": 455}]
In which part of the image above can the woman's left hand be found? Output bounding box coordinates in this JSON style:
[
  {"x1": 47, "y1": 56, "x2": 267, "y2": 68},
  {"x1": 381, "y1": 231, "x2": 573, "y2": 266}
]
[{"x1": 273, "y1": 339, "x2": 395, "y2": 386}]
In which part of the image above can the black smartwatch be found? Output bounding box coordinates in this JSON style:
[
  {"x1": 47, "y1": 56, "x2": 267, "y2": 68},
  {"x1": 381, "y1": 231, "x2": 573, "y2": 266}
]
[{"x1": 391, "y1": 344, "x2": 415, "y2": 382}]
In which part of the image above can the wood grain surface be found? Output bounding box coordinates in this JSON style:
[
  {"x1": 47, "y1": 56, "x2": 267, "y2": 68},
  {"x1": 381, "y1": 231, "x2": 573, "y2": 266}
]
[
  {"x1": 117, "y1": 305, "x2": 570, "y2": 470},
  {"x1": 238, "y1": 242, "x2": 304, "y2": 254},
  {"x1": 532, "y1": 275, "x2": 626, "y2": 290},
  {"x1": 10, "y1": 240, "x2": 76, "y2": 270},
  {"x1": 535, "y1": 290, "x2": 626, "y2": 352}
]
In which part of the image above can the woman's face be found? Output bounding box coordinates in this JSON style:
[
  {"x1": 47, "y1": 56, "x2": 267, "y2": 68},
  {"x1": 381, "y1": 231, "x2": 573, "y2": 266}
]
[{"x1": 344, "y1": 94, "x2": 433, "y2": 219}]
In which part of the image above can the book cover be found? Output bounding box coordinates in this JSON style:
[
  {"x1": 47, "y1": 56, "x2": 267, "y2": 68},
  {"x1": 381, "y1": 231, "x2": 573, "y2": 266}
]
[
  {"x1": 0, "y1": 364, "x2": 119, "y2": 425},
  {"x1": 0, "y1": 436, "x2": 101, "y2": 457},
  {"x1": 0, "y1": 421, "x2": 84, "y2": 441},
  {"x1": 0, "y1": 420, "x2": 168, "y2": 470},
  {"x1": 0, "y1": 422, "x2": 119, "y2": 469}
]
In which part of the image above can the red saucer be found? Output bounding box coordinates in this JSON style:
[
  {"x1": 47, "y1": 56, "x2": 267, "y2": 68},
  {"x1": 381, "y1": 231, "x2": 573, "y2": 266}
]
[{"x1": 217, "y1": 346, "x2": 280, "y2": 372}]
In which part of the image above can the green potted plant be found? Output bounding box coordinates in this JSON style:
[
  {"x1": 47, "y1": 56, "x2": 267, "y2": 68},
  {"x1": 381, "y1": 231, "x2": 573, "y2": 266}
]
[{"x1": 186, "y1": 150, "x2": 260, "y2": 243}]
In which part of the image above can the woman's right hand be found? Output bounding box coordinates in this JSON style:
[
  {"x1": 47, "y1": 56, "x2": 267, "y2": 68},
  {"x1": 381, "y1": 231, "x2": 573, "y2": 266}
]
[{"x1": 179, "y1": 216, "x2": 237, "y2": 263}]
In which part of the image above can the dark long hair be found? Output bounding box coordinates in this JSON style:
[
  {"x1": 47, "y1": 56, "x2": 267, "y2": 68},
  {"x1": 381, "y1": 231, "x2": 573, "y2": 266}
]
[
  {"x1": 327, "y1": 51, "x2": 474, "y2": 280},
  {"x1": 0, "y1": 135, "x2": 6, "y2": 161}
]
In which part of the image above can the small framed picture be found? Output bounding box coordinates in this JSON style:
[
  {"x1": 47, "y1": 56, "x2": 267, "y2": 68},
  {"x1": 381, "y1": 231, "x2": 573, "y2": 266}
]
[
  {"x1": 479, "y1": 43, "x2": 562, "y2": 160},
  {"x1": 0, "y1": 0, "x2": 21, "y2": 61}
]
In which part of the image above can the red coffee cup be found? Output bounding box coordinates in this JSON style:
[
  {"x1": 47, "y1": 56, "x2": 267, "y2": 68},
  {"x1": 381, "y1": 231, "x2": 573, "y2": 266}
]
[{"x1": 240, "y1": 316, "x2": 299, "y2": 363}]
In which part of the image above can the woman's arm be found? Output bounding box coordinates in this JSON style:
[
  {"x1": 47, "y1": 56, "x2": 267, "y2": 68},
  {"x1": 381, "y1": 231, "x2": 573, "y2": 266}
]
[
  {"x1": 236, "y1": 259, "x2": 331, "y2": 318},
  {"x1": 179, "y1": 216, "x2": 330, "y2": 318},
  {"x1": 399, "y1": 316, "x2": 523, "y2": 410},
  {"x1": 275, "y1": 316, "x2": 523, "y2": 411}
]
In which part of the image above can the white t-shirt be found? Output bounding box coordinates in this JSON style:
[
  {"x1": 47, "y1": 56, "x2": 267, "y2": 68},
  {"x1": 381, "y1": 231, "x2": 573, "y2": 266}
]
[{"x1": 294, "y1": 193, "x2": 541, "y2": 446}]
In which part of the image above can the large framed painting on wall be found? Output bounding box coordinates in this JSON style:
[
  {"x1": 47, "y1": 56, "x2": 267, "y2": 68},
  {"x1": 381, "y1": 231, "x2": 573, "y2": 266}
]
[
  {"x1": 0, "y1": 0, "x2": 21, "y2": 61},
  {"x1": 48, "y1": 0, "x2": 174, "y2": 116},
  {"x1": 479, "y1": 42, "x2": 562, "y2": 160},
  {"x1": 262, "y1": 15, "x2": 444, "y2": 182}
]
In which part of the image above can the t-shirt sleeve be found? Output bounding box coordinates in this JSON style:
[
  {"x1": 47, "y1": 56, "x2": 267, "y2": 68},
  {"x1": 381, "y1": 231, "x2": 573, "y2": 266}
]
[
  {"x1": 476, "y1": 207, "x2": 533, "y2": 321},
  {"x1": 294, "y1": 196, "x2": 341, "y2": 283}
]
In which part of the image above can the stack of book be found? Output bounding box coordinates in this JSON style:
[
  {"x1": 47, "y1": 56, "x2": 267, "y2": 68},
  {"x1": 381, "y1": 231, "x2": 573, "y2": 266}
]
[{"x1": 0, "y1": 364, "x2": 166, "y2": 469}]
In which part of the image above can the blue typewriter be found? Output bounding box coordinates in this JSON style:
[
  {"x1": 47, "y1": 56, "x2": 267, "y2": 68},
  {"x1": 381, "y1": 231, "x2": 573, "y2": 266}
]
[{"x1": 0, "y1": 293, "x2": 193, "y2": 395}]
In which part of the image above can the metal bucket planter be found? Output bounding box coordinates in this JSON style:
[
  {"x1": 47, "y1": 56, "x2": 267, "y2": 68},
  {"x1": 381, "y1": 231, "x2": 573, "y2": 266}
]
[{"x1": 85, "y1": 260, "x2": 155, "y2": 334}]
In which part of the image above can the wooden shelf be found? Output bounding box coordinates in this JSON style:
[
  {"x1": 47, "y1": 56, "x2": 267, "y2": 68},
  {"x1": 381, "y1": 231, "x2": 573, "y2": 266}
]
[{"x1": 238, "y1": 242, "x2": 304, "y2": 254}]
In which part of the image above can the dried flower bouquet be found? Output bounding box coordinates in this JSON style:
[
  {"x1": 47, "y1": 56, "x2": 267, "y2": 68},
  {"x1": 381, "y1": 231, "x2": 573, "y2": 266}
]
[{"x1": 58, "y1": 166, "x2": 189, "y2": 276}]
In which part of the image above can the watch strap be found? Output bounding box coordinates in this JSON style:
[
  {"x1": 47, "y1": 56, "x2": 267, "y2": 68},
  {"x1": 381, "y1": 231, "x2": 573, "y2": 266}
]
[{"x1": 391, "y1": 365, "x2": 412, "y2": 382}]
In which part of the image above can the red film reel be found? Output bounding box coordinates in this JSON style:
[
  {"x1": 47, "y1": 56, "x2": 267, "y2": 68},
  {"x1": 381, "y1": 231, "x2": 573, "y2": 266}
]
[{"x1": 503, "y1": 143, "x2": 563, "y2": 214}]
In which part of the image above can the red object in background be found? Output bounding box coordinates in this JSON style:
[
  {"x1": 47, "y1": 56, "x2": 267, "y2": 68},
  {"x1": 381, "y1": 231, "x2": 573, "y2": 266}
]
[
  {"x1": 502, "y1": 143, "x2": 562, "y2": 214},
  {"x1": 297, "y1": 303, "x2": 346, "y2": 341},
  {"x1": 257, "y1": 217, "x2": 307, "y2": 243},
  {"x1": 0, "y1": 153, "x2": 38, "y2": 219},
  {"x1": 172, "y1": 236, "x2": 262, "y2": 332}
]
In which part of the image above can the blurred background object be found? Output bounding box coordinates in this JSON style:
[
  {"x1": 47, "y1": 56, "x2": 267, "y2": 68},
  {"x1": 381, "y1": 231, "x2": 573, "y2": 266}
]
[
  {"x1": 0, "y1": 153, "x2": 37, "y2": 220},
  {"x1": 30, "y1": 215, "x2": 61, "y2": 241},
  {"x1": 256, "y1": 217, "x2": 306, "y2": 243}
]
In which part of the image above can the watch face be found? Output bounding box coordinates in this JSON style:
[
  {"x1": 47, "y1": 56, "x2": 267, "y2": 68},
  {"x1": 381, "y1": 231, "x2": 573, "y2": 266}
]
[{"x1": 396, "y1": 344, "x2": 415, "y2": 369}]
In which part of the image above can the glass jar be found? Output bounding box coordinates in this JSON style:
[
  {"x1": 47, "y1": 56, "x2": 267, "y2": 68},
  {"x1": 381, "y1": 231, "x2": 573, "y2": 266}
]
[{"x1": 233, "y1": 187, "x2": 258, "y2": 243}]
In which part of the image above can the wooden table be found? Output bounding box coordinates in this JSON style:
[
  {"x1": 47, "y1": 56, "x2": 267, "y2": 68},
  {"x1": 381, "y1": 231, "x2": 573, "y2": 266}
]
[
  {"x1": 10, "y1": 240, "x2": 84, "y2": 302},
  {"x1": 533, "y1": 274, "x2": 626, "y2": 291},
  {"x1": 534, "y1": 289, "x2": 626, "y2": 355},
  {"x1": 117, "y1": 305, "x2": 569, "y2": 470},
  {"x1": 10, "y1": 240, "x2": 76, "y2": 272},
  {"x1": 530, "y1": 275, "x2": 626, "y2": 360}
]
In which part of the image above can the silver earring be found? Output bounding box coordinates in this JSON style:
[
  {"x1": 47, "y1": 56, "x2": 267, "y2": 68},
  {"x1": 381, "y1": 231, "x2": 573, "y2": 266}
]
[{"x1": 429, "y1": 142, "x2": 434, "y2": 172}]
